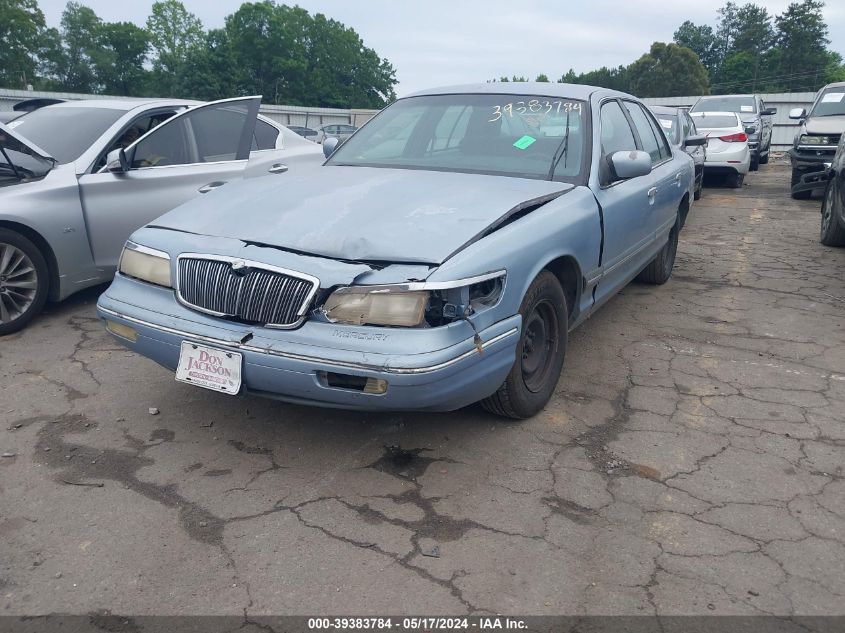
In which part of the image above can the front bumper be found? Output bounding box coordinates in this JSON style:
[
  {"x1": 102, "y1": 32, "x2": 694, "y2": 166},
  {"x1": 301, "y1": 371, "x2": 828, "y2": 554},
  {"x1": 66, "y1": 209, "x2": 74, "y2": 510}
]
[
  {"x1": 96, "y1": 276, "x2": 520, "y2": 412},
  {"x1": 789, "y1": 147, "x2": 835, "y2": 194}
]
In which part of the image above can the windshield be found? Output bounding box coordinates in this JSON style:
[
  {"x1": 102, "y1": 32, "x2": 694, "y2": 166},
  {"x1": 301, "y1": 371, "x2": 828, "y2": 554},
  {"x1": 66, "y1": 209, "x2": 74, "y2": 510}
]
[
  {"x1": 655, "y1": 115, "x2": 679, "y2": 144},
  {"x1": 0, "y1": 128, "x2": 54, "y2": 186},
  {"x1": 810, "y1": 88, "x2": 845, "y2": 117},
  {"x1": 691, "y1": 96, "x2": 756, "y2": 115},
  {"x1": 327, "y1": 93, "x2": 587, "y2": 182},
  {"x1": 7, "y1": 106, "x2": 124, "y2": 164},
  {"x1": 691, "y1": 114, "x2": 739, "y2": 129}
]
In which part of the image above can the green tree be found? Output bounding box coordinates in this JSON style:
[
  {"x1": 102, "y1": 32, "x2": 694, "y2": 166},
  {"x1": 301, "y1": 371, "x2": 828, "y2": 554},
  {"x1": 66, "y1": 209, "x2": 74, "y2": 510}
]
[
  {"x1": 535, "y1": 74, "x2": 550, "y2": 82},
  {"x1": 771, "y1": 0, "x2": 836, "y2": 91},
  {"x1": 146, "y1": 0, "x2": 204, "y2": 95},
  {"x1": 48, "y1": 1, "x2": 101, "y2": 93},
  {"x1": 0, "y1": 0, "x2": 47, "y2": 88},
  {"x1": 627, "y1": 42, "x2": 710, "y2": 97},
  {"x1": 174, "y1": 29, "x2": 238, "y2": 100},
  {"x1": 673, "y1": 21, "x2": 719, "y2": 73},
  {"x1": 91, "y1": 22, "x2": 150, "y2": 95}
]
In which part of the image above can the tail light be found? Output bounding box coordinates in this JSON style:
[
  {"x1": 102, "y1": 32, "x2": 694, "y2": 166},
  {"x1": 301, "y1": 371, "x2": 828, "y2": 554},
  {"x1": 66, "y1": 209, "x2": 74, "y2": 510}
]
[{"x1": 719, "y1": 132, "x2": 748, "y2": 142}]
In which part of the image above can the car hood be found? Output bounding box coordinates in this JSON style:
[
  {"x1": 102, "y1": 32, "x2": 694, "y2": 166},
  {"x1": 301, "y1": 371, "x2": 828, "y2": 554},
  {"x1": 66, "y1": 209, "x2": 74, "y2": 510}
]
[
  {"x1": 151, "y1": 166, "x2": 573, "y2": 264},
  {"x1": 805, "y1": 115, "x2": 845, "y2": 136}
]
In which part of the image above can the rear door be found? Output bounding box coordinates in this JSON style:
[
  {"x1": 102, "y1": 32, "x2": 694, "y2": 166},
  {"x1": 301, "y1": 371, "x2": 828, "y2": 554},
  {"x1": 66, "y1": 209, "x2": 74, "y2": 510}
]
[
  {"x1": 77, "y1": 97, "x2": 260, "y2": 270},
  {"x1": 621, "y1": 101, "x2": 681, "y2": 250}
]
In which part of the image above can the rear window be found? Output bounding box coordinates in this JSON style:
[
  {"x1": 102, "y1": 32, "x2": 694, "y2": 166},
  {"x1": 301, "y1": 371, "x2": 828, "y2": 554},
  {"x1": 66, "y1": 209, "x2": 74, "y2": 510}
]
[
  {"x1": 691, "y1": 114, "x2": 739, "y2": 128},
  {"x1": 654, "y1": 115, "x2": 679, "y2": 143},
  {"x1": 691, "y1": 96, "x2": 756, "y2": 115},
  {"x1": 7, "y1": 106, "x2": 124, "y2": 164}
]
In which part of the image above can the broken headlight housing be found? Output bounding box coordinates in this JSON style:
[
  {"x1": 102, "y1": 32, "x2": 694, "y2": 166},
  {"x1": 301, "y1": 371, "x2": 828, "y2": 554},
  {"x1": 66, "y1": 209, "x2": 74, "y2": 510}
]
[
  {"x1": 118, "y1": 242, "x2": 172, "y2": 288},
  {"x1": 322, "y1": 270, "x2": 506, "y2": 328}
]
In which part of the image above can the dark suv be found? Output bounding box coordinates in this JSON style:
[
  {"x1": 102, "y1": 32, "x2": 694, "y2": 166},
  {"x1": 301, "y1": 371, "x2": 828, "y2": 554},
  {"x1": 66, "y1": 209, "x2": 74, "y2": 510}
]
[
  {"x1": 789, "y1": 82, "x2": 845, "y2": 199},
  {"x1": 690, "y1": 94, "x2": 776, "y2": 171}
]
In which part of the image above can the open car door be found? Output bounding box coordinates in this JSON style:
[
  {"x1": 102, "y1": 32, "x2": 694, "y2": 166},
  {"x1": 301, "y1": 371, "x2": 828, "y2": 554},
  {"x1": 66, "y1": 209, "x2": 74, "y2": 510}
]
[{"x1": 76, "y1": 97, "x2": 261, "y2": 270}]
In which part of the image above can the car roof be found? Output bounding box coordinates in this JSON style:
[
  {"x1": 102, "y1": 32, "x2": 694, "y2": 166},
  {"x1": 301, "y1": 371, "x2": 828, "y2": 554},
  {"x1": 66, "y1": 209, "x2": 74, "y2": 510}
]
[
  {"x1": 405, "y1": 82, "x2": 625, "y2": 101},
  {"x1": 696, "y1": 94, "x2": 758, "y2": 99},
  {"x1": 40, "y1": 98, "x2": 199, "y2": 112},
  {"x1": 821, "y1": 81, "x2": 845, "y2": 90}
]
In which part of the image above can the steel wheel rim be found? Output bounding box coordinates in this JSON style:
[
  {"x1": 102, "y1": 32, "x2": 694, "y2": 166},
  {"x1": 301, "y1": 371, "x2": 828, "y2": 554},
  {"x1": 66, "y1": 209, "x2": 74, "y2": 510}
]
[
  {"x1": 821, "y1": 184, "x2": 834, "y2": 236},
  {"x1": 520, "y1": 300, "x2": 558, "y2": 393},
  {"x1": 0, "y1": 243, "x2": 38, "y2": 324}
]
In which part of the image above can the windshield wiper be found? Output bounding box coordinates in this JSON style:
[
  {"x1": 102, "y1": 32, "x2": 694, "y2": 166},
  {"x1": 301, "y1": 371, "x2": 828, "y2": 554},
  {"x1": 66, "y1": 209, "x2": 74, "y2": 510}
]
[{"x1": 547, "y1": 110, "x2": 571, "y2": 180}]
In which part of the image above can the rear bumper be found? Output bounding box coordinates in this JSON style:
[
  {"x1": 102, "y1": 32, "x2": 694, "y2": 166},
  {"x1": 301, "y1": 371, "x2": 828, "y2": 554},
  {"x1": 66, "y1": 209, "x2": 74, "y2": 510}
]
[{"x1": 96, "y1": 279, "x2": 520, "y2": 412}]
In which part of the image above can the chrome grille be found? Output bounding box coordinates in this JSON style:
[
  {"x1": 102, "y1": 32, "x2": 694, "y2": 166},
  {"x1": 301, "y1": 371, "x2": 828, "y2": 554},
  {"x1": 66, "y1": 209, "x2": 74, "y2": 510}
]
[{"x1": 177, "y1": 256, "x2": 318, "y2": 328}]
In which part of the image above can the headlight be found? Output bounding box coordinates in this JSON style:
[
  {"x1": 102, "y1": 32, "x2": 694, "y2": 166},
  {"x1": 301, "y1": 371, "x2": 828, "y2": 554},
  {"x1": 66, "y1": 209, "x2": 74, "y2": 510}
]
[
  {"x1": 323, "y1": 287, "x2": 429, "y2": 327},
  {"x1": 322, "y1": 271, "x2": 506, "y2": 328},
  {"x1": 118, "y1": 242, "x2": 172, "y2": 287},
  {"x1": 800, "y1": 135, "x2": 833, "y2": 146}
]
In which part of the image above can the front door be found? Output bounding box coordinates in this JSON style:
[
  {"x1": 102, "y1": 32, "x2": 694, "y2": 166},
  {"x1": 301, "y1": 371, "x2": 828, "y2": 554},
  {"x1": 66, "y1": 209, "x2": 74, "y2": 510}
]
[{"x1": 77, "y1": 97, "x2": 261, "y2": 270}]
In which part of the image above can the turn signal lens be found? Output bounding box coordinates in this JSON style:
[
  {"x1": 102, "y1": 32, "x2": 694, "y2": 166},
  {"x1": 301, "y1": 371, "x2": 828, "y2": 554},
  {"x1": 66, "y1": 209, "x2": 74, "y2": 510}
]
[
  {"x1": 719, "y1": 132, "x2": 748, "y2": 143},
  {"x1": 105, "y1": 320, "x2": 138, "y2": 342}
]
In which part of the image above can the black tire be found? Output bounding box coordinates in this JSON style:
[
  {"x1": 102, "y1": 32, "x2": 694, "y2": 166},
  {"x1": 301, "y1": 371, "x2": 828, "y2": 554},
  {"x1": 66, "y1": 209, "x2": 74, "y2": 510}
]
[
  {"x1": 480, "y1": 271, "x2": 568, "y2": 419},
  {"x1": 693, "y1": 176, "x2": 702, "y2": 201},
  {"x1": 731, "y1": 173, "x2": 745, "y2": 189},
  {"x1": 759, "y1": 148, "x2": 769, "y2": 165},
  {"x1": 791, "y1": 169, "x2": 811, "y2": 199},
  {"x1": 820, "y1": 180, "x2": 845, "y2": 247},
  {"x1": 0, "y1": 229, "x2": 49, "y2": 335},
  {"x1": 636, "y1": 218, "x2": 679, "y2": 285},
  {"x1": 750, "y1": 155, "x2": 759, "y2": 171}
]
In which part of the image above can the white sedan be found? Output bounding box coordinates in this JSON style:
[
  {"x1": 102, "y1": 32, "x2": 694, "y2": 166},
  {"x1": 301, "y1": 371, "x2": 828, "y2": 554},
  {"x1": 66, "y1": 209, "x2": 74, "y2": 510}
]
[{"x1": 691, "y1": 111, "x2": 751, "y2": 188}]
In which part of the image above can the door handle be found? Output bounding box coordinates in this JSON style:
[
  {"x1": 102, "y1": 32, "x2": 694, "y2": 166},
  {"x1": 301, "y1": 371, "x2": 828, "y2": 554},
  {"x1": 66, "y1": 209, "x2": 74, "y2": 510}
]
[
  {"x1": 268, "y1": 163, "x2": 289, "y2": 174},
  {"x1": 674, "y1": 172, "x2": 682, "y2": 187},
  {"x1": 198, "y1": 181, "x2": 226, "y2": 194},
  {"x1": 647, "y1": 187, "x2": 658, "y2": 198}
]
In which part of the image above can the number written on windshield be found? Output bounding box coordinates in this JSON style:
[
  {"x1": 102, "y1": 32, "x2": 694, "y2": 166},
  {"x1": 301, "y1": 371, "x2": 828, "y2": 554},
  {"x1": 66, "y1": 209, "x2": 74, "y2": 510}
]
[{"x1": 489, "y1": 100, "x2": 582, "y2": 122}]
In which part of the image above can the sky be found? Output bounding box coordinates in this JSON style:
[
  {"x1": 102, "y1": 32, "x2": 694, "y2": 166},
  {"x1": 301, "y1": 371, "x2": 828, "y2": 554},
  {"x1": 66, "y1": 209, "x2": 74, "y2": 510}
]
[{"x1": 36, "y1": 0, "x2": 845, "y2": 97}]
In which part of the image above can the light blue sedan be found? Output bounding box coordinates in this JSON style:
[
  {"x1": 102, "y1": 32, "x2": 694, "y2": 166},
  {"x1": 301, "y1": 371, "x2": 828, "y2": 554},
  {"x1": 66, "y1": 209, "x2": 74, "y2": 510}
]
[{"x1": 97, "y1": 83, "x2": 696, "y2": 418}]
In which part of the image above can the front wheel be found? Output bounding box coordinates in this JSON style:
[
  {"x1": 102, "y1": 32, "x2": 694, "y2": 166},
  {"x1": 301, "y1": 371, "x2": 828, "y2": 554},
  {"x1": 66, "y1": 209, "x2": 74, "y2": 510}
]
[
  {"x1": 750, "y1": 155, "x2": 759, "y2": 172},
  {"x1": 820, "y1": 180, "x2": 845, "y2": 247},
  {"x1": 731, "y1": 173, "x2": 745, "y2": 189},
  {"x1": 480, "y1": 271, "x2": 568, "y2": 419},
  {"x1": 0, "y1": 229, "x2": 49, "y2": 335}
]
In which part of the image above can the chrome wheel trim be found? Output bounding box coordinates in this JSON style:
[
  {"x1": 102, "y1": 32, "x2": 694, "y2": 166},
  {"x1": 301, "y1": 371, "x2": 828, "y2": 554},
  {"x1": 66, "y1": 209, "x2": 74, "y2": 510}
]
[{"x1": 0, "y1": 242, "x2": 38, "y2": 324}]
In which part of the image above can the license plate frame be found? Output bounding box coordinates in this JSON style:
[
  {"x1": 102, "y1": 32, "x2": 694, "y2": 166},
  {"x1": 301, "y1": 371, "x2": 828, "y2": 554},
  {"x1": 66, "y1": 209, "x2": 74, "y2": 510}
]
[{"x1": 175, "y1": 341, "x2": 242, "y2": 395}]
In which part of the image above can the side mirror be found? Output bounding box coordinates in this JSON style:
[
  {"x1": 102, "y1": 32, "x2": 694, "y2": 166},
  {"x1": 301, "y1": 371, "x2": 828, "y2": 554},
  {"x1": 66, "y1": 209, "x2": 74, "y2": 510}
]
[
  {"x1": 684, "y1": 135, "x2": 707, "y2": 147},
  {"x1": 106, "y1": 148, "x2": 128, "y2": 173},
  {"x1": 744, "y1": 126, "x2": 756, "y2": 135},
  {"x1": 322, "y1": 137, "x2": 340, "y2": 159},
  {"x1": 608, "y1": 150, "x2": 651, "y2": 181},
  {"x1": 761, "y1": 107, "x2": 777, "y2": 115},
  {"x1": 789, "y1": 108, "x2": 806, "y2": 120}
]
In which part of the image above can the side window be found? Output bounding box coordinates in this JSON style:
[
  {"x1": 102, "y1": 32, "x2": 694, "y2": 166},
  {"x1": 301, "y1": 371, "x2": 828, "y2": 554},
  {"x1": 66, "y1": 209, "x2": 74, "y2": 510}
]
[
  {"x1": 646, "y1": 113, "x2": 672, "y2": 160},
  {"x1": 686, "y1": 113, "x2": 698, "y2": 135},
  {"x1": 131, "y1": 100, "x2": 255, "y2": 168},
  {"x1": 624, "y1": 102, "x2": 663, "y2": 162},
  {"x1": 600, "y1": 100, "x2": 637, "y2": 156},
  {"x1": 96, "y1": 111, "x2": 176, "y2": 170},
  {"x1": 681, "y1": 114, "x2": 691, "y2": 140},
  {"x1": 131, "y1": 116, "x2": 191, "y2": 168},
  {"x1": 253, "y1": 119, "x2": 280, "y2": 151}
]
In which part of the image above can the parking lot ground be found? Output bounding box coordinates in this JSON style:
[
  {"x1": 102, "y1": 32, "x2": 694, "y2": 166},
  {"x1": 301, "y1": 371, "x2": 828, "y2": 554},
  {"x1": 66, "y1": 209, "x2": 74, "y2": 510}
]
[{"x1": 1, "y1": 162, "x2": 844, "y2": 619}]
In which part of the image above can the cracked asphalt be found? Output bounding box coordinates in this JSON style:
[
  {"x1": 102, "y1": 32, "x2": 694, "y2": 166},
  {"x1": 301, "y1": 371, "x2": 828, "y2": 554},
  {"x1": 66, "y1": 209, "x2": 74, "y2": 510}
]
[{"x1": 1, "y1": 162, "x2": 843, "y2": 618}]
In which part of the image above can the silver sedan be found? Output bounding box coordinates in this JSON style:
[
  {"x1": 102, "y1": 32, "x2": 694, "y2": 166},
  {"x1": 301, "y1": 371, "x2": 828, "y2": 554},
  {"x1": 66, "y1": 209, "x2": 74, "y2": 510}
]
[{"x1": 0, "y1": 96, "x2": 323, "y2": 334}]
